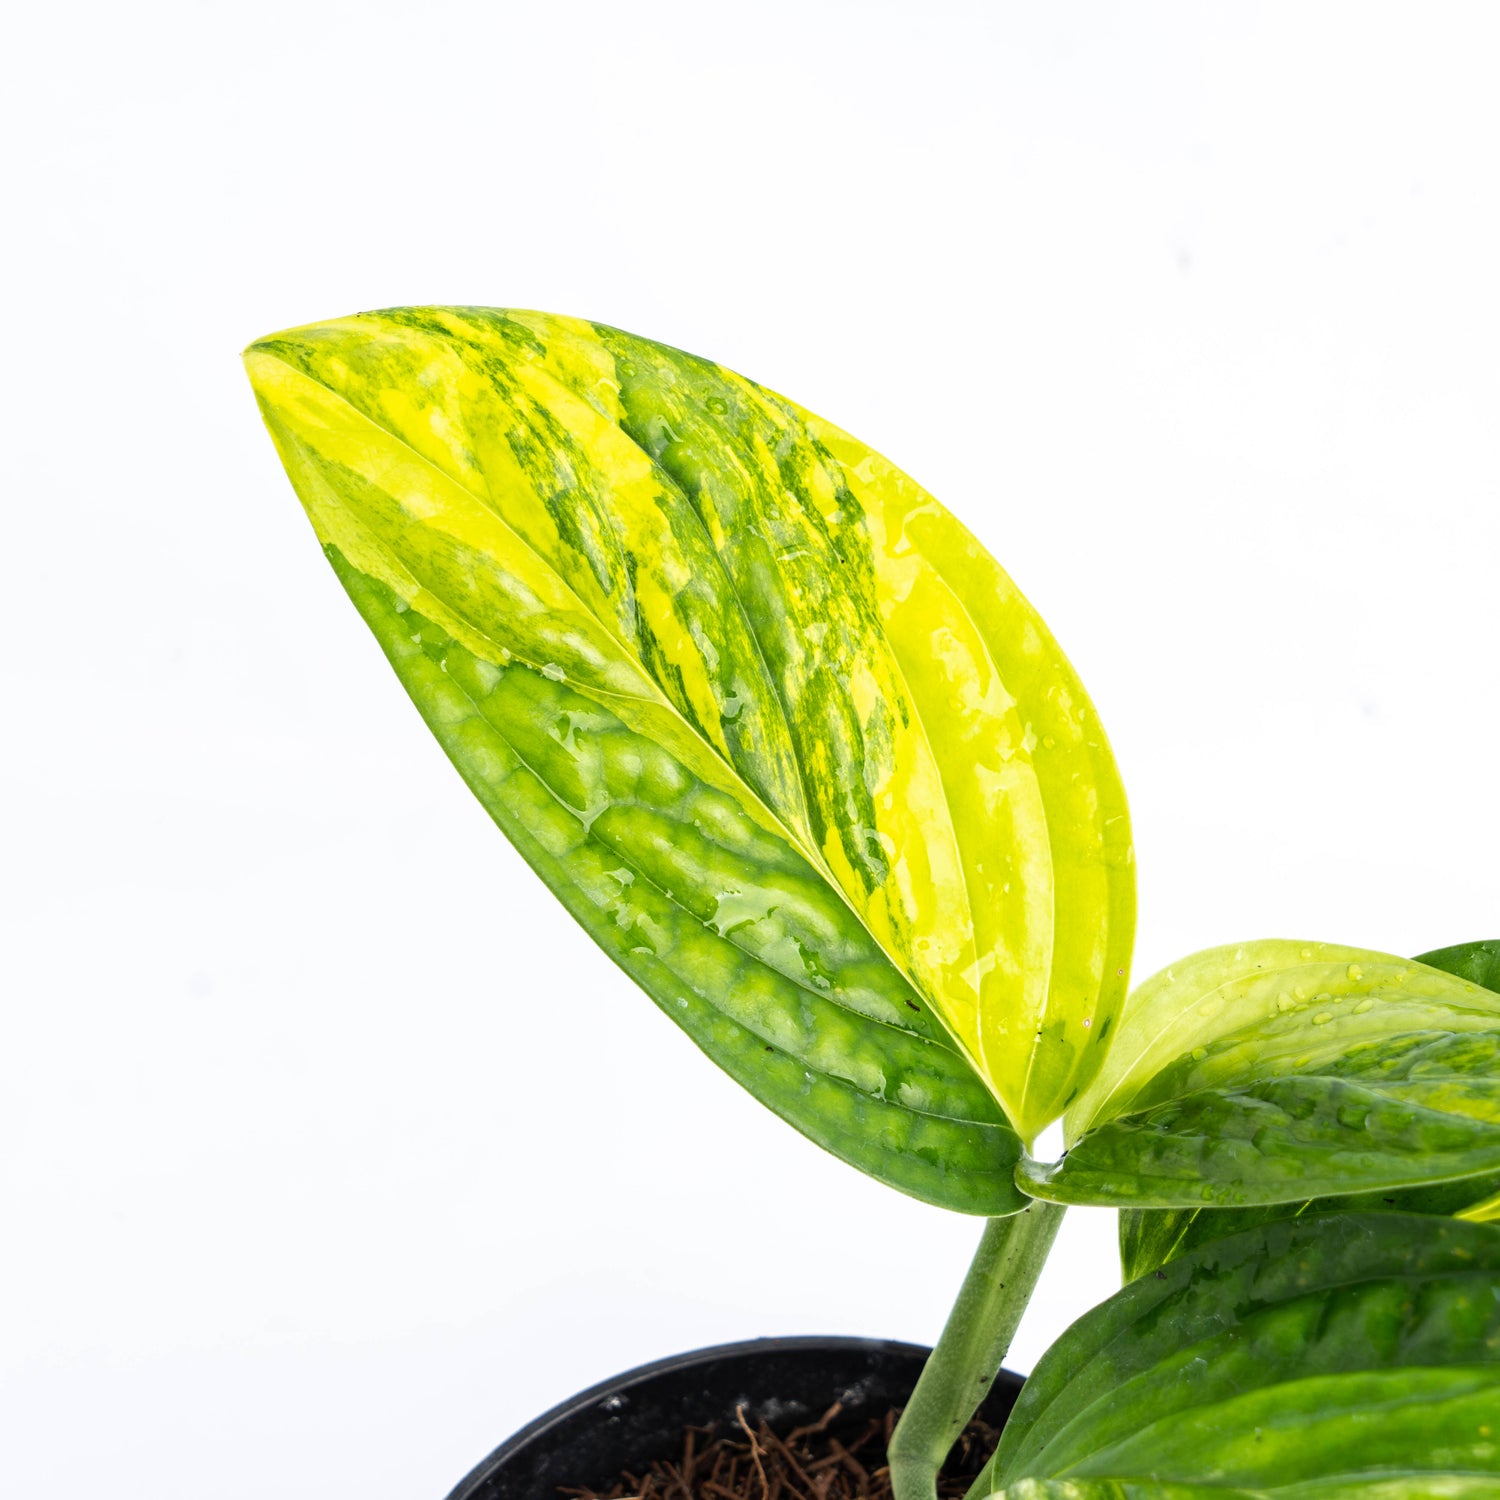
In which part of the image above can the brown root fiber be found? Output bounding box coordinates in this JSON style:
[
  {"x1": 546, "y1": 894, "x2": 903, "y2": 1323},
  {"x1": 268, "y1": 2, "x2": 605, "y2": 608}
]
[{"x1": 558, "y1": 1402, "x2": 1001, "y2": 1500}]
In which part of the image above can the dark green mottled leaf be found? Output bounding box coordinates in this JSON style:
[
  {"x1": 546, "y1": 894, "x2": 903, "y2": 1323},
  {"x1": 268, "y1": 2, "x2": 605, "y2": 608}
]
[
  {"x1": 980, "y1": 1213, "x2": 1500, "y2": 1496},
  {"x1": 1419, "y1": 941, "x2": 1500, "y2": 998},
  {"x1": 1119, "y1": 1172, "x2": 1500, "y2": 1282}
]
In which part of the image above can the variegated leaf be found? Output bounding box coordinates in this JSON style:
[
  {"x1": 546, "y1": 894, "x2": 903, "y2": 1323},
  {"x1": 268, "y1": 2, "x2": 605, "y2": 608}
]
[
  {"x1": 1117, "y1": 939, "x2": 1500, "y2": 1276},
  {"x1": 1018, "y1": 941, "x2": 1500, "y2": 1208},
  {"x1": 245, "y1": 307, "x2": 1133, "y2": 1207}
]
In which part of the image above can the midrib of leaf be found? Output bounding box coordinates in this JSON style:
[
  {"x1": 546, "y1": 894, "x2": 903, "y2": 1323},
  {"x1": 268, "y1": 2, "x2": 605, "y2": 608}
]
[
  {"x1": 255, "y1": 349, "x2": 679, "y2": 707},
  {"x1": 594, "y1": 340, "x2": 984, "y2": 1066},
  {"x1": 404, "y1": 312, "x2": 824, "y2": 850},
  {"x1": 427, "y1": 630, "x2": 978, "y2": 1097},
  {"x1": 256, "y1": 348, "x2": 833, "y2": 856},
  {"x1": 579, "y1": 372, "x2": 855, "y2": 942},
  {"x1": 443, "y1": 314, "x2": 847, "y2": 885},
  {"x1": 252, "y1": 347, "x2": 978, "y2": 1070}
]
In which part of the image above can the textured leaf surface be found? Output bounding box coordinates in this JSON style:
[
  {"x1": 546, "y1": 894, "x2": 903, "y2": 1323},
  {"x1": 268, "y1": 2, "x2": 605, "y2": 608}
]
[
  {"x1": 245, "y1": 306, "x2": 1134, "y2": 1205},
  {"x1": 1119, "y1": 941, "x2": 1500, "y2": 1275},
  {"x1": 1119, "y1": 1173, "x2": 1500, "y2": 1282},
  {"x1": 982, "y1": 1213, "x2": 1500, "y2": 1495},
  {"x1": 1017, "y1": 941, "x2": 1500, "y2": 1208},
  {"x1": 788, "y1": 408, "x2": 1135, "y2": 1138}
]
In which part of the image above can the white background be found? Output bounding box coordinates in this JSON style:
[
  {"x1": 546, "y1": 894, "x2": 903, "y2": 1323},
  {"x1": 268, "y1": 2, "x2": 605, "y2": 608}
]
[{"x1": 4, "y1": 4, "x2": 1498, "y2": 1496}]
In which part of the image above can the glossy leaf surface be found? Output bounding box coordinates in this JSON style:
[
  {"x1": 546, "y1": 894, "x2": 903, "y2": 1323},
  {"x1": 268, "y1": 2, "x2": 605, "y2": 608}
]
[
  {"x1": 1119, "y1": 1172, "x2": 1500, "y2": 1283},
  {"x1": 982, "y1": 1213, "x2": 1500, "y2": 1495},
  {"x1": 245, "y1": 307, "x2": 1134, "y2": 1206},
  {"x1": 1119, "y1": 940, "x2": 1500, "y2": 1275},
  {"x1": 1418, "y1": 940, "x2": 1500, "y2": 996},
  {"x1": 1019, "y1": 941, "x2": 1500, "y2": 1208}
]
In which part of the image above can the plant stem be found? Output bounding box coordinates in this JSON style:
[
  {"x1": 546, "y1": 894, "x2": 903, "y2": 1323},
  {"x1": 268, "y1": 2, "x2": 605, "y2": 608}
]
[{"x1": 887, "y1": 1200, "x2": 1065, "y2": 1500}]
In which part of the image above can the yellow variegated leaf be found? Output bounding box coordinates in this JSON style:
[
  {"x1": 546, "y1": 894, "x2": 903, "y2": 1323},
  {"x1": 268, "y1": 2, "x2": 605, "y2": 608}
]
[
  {"x1": 801, "y1": 411, "x2": 1135, "y2": 1138},
  {"x1": 245, "y1": 307, "x2": 1133, "y2": 1165}
]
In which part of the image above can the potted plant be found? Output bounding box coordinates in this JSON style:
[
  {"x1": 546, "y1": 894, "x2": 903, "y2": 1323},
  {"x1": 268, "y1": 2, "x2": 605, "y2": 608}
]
[{"x1": 245, "y1": 306, "x2": 1500, "y2": 1499}]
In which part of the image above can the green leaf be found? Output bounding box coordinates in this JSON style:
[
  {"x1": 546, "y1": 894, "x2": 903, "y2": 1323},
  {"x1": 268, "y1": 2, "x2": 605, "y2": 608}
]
[
  {"x1": 1016, "y1": 940, "x2": 1500, "y2": 1209},
  {"x1": 1119, "y1": 940, "x2": 1500, "y2": 1276},
  {"x1": 1419, "y1": 940, "x2": 1500, "y2": 996},
  {"x1": 981, "y1": 1471, "x2": 1500, "y2": 1499},
  {"x1": 244, "y1": 307, "x2": 1134, "y2": 1207},
  {"x1": 981, "y1": 1476, "x2": 1500, "y2": 1500},
  {"x1": 1118, "y1": 1173, "x2": 1500, "y2": 1283},
  {"x1": 981, "y1": 1213, "x2": 1500, "y2": 1496},
  {"x1": 983, "y1": 1484, "x2": 1257, "y2": 1500}
]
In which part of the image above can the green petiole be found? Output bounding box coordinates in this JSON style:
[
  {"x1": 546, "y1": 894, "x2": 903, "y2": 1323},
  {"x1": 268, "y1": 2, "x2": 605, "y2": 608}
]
[{"x1": 888, "y1": 1201, "x2": 1066, "y2": 1500}]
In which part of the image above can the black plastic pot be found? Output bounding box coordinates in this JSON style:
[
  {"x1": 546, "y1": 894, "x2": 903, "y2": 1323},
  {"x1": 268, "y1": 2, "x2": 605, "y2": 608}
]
[{"x1": 445, "y1": 1335, "x2": 1024, "y2": 1500}]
